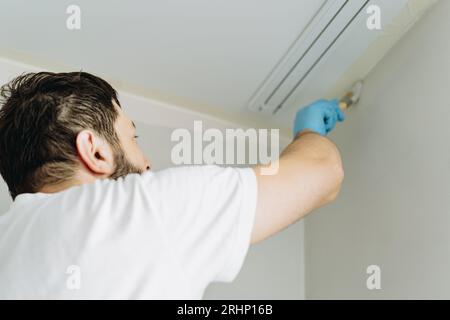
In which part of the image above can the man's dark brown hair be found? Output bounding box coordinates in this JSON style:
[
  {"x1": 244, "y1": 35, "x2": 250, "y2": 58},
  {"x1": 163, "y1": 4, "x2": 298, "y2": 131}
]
[{"x1": 0, "y1": 71, "x2": 123, "y2": 199}]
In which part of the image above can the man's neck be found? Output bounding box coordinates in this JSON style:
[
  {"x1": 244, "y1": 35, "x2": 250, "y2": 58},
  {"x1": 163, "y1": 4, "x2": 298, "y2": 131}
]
[{"x1": 38, "y1": 171, "x2": 99, "y2": 194}]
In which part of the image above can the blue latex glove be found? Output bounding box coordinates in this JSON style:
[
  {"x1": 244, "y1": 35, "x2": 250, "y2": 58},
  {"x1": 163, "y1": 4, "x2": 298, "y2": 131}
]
[{"x1": 293, "y1": 99, "x2": 345, "y2": 137}]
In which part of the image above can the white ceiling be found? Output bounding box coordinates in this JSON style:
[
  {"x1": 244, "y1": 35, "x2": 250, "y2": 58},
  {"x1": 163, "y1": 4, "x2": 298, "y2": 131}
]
[
  {"x1": 0, "y1": 0, "x2": 325, "y2": 129},
  {"x1": 0, "y1": 0, "x2": 434, "y2": 134}
]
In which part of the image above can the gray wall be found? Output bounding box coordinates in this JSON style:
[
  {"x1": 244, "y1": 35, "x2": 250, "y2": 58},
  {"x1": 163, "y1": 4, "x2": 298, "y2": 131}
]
[
  {"x1": 305, "y1": 0, "x2": 450, "y2": 299},
  {"x1": 0, "y1": 178, "x2": 10, "y2": 214}
]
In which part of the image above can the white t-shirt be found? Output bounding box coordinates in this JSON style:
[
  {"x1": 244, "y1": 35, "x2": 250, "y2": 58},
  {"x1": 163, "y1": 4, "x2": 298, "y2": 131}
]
[{"x1": 0, "y1": 165, "x2": 258, "y2": 299}]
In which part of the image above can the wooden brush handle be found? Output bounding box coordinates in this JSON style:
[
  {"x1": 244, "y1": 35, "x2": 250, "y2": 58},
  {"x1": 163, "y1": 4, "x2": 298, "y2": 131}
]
[{"x1": 339, "y1": 101, "x2": 349, "y2": 111}]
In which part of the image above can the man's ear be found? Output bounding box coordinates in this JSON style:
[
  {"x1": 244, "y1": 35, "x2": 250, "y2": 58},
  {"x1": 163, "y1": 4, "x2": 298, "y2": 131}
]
[{"x1": 76, "y1": 130, "x2": 115, "y2": 175}]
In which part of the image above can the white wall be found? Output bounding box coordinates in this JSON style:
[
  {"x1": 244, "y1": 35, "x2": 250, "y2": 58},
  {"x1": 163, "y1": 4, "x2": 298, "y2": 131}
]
[
  {"x1": 0, "y1": 57, "x2": 304, "y2": 299},
  {"x1": 305, "y1": 0, "x2": 450, "y2": 299}
]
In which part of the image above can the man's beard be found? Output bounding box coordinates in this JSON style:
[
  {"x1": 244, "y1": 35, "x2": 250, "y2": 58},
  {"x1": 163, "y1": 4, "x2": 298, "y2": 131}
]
[{"x1": 108, "y1": 144, "x2": 143, "y2": 180}]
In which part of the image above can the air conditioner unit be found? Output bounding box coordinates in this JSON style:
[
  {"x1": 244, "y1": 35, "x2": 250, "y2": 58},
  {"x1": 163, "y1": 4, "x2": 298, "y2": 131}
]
[{"x1": 247, "y1": 0, "x2": 409, "y2": 114}]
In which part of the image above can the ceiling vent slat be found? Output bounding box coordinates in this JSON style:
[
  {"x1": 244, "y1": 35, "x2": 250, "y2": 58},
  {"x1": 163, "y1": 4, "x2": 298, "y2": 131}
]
[{"x1": 248, "y1": 0, "x2": 375, "y2": 114}]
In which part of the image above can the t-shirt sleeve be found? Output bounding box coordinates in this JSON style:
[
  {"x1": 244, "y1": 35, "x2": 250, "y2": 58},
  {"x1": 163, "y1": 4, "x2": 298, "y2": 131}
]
[{"x1": 143, "y1": 165, "x2": 258, "y2": 285}]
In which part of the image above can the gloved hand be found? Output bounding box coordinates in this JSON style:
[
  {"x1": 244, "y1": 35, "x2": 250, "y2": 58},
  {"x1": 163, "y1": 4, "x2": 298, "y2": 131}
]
[{"x1": 293, "y1": 99, "x2": 345, "y2": 137}]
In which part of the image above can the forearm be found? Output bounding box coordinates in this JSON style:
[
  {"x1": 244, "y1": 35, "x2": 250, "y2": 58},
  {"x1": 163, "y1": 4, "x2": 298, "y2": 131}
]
[
  {"x1": 280, "y1": 130, "x2": 344, "y2": 205},
  {"x1": 250, "y1": 100, "x2": 345, "y2": 244},
  {"x1": 281, "y1": 130, "x2": 342, "y2": 168},
  {"x1": 251, "y1": 132, "x2": 343, "y2": 243}
]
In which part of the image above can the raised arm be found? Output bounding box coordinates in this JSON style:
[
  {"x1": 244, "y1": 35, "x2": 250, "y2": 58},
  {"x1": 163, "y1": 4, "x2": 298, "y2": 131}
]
[{"x1": 250, "y1": 99, "x2": 345, "y2": 244}]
